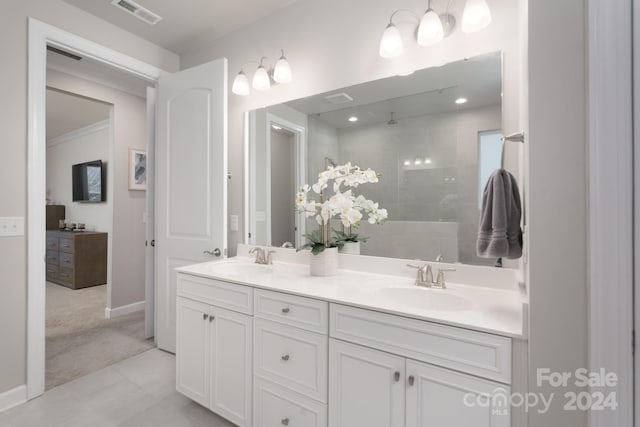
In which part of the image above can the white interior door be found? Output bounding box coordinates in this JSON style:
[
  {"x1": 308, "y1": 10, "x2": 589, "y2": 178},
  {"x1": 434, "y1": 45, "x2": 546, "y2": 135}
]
[
  {"x1": 156, "y1": 58, "x2": 228, "y2": 352},
  {"x1": 145, "y1": 86, "x2": 156, "y2": 339}
]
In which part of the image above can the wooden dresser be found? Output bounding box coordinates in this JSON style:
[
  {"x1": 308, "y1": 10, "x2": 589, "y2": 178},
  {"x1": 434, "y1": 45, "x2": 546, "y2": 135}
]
[{"x1": 46, "y1": 230, "x2": 108, "y2": 289}]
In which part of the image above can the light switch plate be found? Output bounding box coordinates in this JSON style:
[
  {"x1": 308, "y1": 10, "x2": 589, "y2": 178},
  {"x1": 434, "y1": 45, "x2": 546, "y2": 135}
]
[
  {"x1": 230, "y1": 215, "x2": 239, "y2": 231},
  {"x1": 0, "y1": 217, "x2": 25, "y2": 236}
]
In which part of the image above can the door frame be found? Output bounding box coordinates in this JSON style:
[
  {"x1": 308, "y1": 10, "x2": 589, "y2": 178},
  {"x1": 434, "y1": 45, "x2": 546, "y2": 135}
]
[
  {"x1": 27, "y1": 18, "x2": 164, "y2": 399},
  {"x1": 586, "y1": 0, "x2": 634, "y2": 426}
]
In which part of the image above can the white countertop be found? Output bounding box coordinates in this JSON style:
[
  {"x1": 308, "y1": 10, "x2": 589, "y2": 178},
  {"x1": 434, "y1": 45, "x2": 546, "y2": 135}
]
[{"x1": 176, "y1": 248, "x2": 527, "y2": 339}]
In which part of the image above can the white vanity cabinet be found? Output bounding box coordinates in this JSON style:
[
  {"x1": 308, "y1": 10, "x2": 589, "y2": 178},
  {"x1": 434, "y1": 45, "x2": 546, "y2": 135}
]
[
  {"x1": 329, "y1": 304, "x2": 512, "y2": 427},
  {"x1": 176, "y1": 274, "x2": 253, "y2": 427}
]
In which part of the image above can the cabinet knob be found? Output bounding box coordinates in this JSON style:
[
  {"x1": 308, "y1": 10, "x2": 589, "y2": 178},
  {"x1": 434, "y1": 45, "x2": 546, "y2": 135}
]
[
  {"x1": 281, "y1": 354, "x2": 290, "y2": 361},
  {"x1": 281, "y1": 307, "x2": 290, "y2": 314},
  {"x1": 408, "y1": 375, "x2": 415, "y2": 386},
  {"x1": 281, "y1": 418, "x2": 290, "y2": 426},
  {"x1": 209, "y1": 315, "x2": 214, "y2": 322},
  {"x1": 203, "y1": 313, "x2": 208, "y2": 320},
  {"x1": 394, "y1": 371, "x2": 400, "y2": 382}
]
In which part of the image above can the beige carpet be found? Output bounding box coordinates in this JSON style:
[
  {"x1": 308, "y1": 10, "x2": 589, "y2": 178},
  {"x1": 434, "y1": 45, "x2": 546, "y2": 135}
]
[{"x1": 46, "y1": 282, "x2": 155, "y2": 390}]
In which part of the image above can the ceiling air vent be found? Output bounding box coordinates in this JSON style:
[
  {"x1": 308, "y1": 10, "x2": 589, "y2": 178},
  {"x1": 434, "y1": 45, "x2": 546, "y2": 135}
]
[
  {"x1": 110, "y1": 0, "x2": 163, "y2": 25},
  {"x1": 325, "y1": 93, "x2": 354, "y2": 105}
]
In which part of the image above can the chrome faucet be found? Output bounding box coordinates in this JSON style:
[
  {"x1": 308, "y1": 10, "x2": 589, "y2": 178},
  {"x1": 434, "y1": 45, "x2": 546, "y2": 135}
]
[
  {"x1": 407, "y1": 264, "x2": 456, "y2": 289},
  {"x1": 407, "y1": 263, "x2": 434, "y2": 287},
  {"x1": 249, "y1": 247, "x2": 275, "y2": 265}
]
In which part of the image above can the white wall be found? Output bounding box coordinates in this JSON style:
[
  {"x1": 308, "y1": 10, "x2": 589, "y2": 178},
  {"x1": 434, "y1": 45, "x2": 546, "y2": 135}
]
[
  {"x1": 46, "y1": 124, "x2": 111, "y2": 234},
  {"x1": 180, "y1": 0, "x2": 523, "y2": 258},
  {"x1": 0, "y1": 0, "x2": 178, "y2": 395}
]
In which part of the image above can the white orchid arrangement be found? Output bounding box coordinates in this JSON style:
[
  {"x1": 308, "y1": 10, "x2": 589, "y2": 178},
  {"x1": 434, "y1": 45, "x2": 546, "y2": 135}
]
[{"x1": 295, "y1": 162, "x2": 388, "y2": 254}]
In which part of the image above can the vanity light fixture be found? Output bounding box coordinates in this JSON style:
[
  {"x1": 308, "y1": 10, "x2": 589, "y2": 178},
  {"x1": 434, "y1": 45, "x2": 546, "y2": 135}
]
[
  {"x1": 455, "y1": 97, "x2": 468, "y2": 104},
  {"x1": 232, "y1": 50, "x2": 293, "y2": 96},
  {"x1": 424, "y1": 157, "x2": 432, "y2": 164},
  {"x1": 414, "y1": 157, "x2": 423, "y2": 165},
  {"x1": 404, "y1": 159, "x2": 412, "y2": 166},
  {"x1": 348, "y1": 116, "x2": 359, "y2": 122},
  {"x1": 379, "y1": 0, "x2": 492, "y2": 59}
]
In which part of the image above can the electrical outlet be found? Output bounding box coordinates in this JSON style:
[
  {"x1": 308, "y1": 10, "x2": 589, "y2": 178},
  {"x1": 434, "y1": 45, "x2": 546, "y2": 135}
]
[{"x1": 0, "y1": 217, "x2": 25, "y2": 236}]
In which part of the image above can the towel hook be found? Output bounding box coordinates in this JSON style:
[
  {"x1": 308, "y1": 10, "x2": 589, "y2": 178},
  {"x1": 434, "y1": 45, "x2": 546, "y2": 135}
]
[{"x1": 500, "y1": 131, "x2": 525, "y2": 169}]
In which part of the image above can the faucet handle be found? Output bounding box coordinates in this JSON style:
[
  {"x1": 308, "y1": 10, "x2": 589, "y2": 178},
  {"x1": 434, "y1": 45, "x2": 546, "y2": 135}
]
[
  {"x1": 435, "y1": 268, "x2": 456, "y2": 289},
  {"x1": 407, "y1": 263, "x2": 432, "y2": 285},
  {"x1": 266, "y1": 250, "x2": 276, "y2": 265}
]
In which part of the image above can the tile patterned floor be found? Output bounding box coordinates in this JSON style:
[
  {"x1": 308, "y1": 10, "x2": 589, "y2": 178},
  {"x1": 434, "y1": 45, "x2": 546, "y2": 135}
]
[{"x1": 0, "y1": 349, "x2": 235, "y2": 427}]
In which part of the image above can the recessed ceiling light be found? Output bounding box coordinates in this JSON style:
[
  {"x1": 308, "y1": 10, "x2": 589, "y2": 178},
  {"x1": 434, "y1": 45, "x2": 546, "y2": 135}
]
[
  {"x1": 455, "y1": 97, "x2": 468, "y2": 104},
  {"x1": 348, "y1": 116, "x2": 358, "y2": 122}
]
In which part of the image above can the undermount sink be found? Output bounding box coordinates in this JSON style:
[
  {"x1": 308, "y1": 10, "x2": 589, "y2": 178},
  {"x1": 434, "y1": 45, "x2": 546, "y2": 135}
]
[{"x1": 375, "y1": 287, "x2": 475, "y2": 312}]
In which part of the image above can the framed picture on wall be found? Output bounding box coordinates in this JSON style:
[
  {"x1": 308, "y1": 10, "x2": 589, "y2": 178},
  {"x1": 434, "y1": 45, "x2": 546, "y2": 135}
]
[{"x1": 128, "y1": 148, "x2": 147, "y2": 191}]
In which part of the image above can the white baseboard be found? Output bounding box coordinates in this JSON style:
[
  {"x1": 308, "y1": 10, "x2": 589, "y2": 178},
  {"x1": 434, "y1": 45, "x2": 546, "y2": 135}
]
[
  {"x1": 0, "y1": 385, "x2": 27, "y2": 413},
  {"x1": 104, "y1": 301, "x2": 145, "y2": 319}
]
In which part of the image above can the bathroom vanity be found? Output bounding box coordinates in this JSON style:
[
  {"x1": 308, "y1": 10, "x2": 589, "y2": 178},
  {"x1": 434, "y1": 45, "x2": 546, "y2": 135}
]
[{"x1": 175, "y1": 245, "x2": 526, "y2": 427}]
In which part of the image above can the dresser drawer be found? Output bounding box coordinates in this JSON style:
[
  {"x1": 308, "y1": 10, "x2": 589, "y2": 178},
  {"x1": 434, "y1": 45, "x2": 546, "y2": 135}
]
[
  {"x1": 59, "y1": 251, "x2": 74, "y2": 269},
  {"x1": 46, "y1": 236, "x2": 59, "y2": 251},
  {"x1": 46, "y1": 264, "x2": 59, "y2": 280},
  {"x1": 255, "y1": 289, "x2": 328, "y2": 334},
  {"x1": 59, "y1": 237, "x2": 74, "y2": 253},
  {"x1": 46, "y1": 251, "x2": 59, "y2": 265},
  {"x1": 330, "y1": 304, "x2": 512, "y2": 384},
  {"x1": 254, "y1": 377, "x2": 327, "y2": 427},
  {"x1": 254, "y1": 318, "x2": 328, "y2": 402},
  {"x1": 58, "y1": 266, "x2": 74, "y2": 284},
  {"x1": 177, "y1": 273, "x2": 253, "y2": 315}
]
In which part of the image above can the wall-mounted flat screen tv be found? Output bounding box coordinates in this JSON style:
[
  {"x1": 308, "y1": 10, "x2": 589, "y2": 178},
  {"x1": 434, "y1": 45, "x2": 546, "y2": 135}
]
[{"x1": 72, "y1": 160, "x2": 105, "y2": 202}]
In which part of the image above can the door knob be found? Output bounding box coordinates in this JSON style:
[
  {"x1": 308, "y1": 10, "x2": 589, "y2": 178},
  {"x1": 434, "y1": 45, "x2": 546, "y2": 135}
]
[
  {"x1": 150, "y1": 240, "x2": 155, "y2": 247},
  {"x1": 203, "y1": 248, "x2": 221, "y2": 257},
  {"x1": 281, "y1": 418, "x2": 290, "y2": 426}
]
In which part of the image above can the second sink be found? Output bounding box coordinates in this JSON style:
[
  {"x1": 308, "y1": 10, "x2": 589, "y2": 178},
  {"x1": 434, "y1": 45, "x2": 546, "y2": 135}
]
[{"x1": 375, "y1": 287, "x2": 475, "y2": 312}]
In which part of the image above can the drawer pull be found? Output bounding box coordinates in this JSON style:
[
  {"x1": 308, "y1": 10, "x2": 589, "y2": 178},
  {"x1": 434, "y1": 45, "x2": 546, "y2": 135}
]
[
  {"x1": 209, "y1": 315, "x2": 214, "y2": 322},
  {"x1": 203, "y1": 313, "x2": 209, "y2": 320},
  {"x1": 394, "y1": 371, "x2": 400, "y2": 382},
  {"x1": 408, "y1": 375, "x2": 415, "y2": 386},
  {"x1": 281, "y1": 354, "x2": 290, "y2": 361},
  {"x1": 281, "y1": 307, "x2": 290, "y2": 314},
  {"x1": 281, "y1": 418, "x2": 290, "y2": 426}
]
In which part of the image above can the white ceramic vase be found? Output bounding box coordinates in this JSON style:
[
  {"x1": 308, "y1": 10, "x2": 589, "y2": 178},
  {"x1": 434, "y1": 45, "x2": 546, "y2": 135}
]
[
  {"x1": 338, "y1": 241, "x2": 361, "y2": 255},
  {"x1": 309, "y1": 247, "x2": 339, "y2": 276}
]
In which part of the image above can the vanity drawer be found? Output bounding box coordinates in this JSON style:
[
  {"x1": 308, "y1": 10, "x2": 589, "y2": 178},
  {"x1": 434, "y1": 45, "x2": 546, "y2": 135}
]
[
  {"x1": 46, "y1": 236, "x2": 59, "y2": 251},
  {"x1": 59, "y1": 237, "x2": 74, "y2": 253},
  {"x1": 254, "y1": 289, "x2": 328, "y2": 334},
  {"x1": 254, "y1": 318, "x2": 328, "y2": 402},
  {"x1": 59, "y1": 251, "x2": 74, "y2": 269},
  {"x1": 254, "y1": 376, "x2": 327, "y2": 427},
  {"x1": 330, "y1": 304, "x2": 512, "y2": 384},
  {"x1": 177, "y1": 273, "x2": 253, "y2": 315},
  {"x1": 46, "y1": 250, "x2": 59, "y2": 265},
  {"x1": 57, "y1": 266, "x2": 74, "y2": 284}
]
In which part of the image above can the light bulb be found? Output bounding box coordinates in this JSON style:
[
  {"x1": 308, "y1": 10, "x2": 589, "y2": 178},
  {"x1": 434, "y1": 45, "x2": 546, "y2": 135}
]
[
  {"x1": 231, "y1": 70, "x2": 250, "y2": 95},
  {"x1": 379, "y1": 23, "x2": 403, "y2": 58},
  {"x1": 424, "y1": 157, "x2": 432, "y2": 164},
  {"x1": 417, "y1": 9, "x2": 444, "y2": 46},
  {"x1": 462, "y1": 0, "x2": 492, "y2": 33},
  {"x1": 455, "y1": 97, "x2": 468, "y2": 104},
  {"x1": 252, "y1": 65, "x2": 271, "y2": 91},
  {"x1": 273, "y1": 53, "x2": 292, "y2": 84}
]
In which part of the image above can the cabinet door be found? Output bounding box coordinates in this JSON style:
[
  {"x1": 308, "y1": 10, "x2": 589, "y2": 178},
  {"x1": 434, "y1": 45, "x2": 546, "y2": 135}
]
[
  {"x1": 329, "y1": 339, "x2": 405, "y2": 427},
  {"x1": 406, "y1": 360, "x2": 510, "y2": 427},
  {"x1": 210, "y1": 306, "x2": 252, "y2": 427},
  {"x1": 176, "y1": 297, "x2": 210, "y2": 407}
]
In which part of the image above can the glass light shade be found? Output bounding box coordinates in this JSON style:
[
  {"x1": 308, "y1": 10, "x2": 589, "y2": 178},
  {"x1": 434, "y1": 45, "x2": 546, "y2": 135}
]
[
  {"x1": 379, "y1": 23, "x2": 403, "y2": 58},
  {"x1": 417, "y1": 9, "x2": 444, "y2": 46},
  {"x1": 231, "y1": 70, "x2": 250, "y2": 95},
  {"x1": 273, "y1": 56, "x2": 292, "y2": 84},
  {"x1": 252, "y1": 65, "x2": 271, "y2": 91},
  {"x1": 461, "y1": 0, "x2": 492, "y2": 33}
]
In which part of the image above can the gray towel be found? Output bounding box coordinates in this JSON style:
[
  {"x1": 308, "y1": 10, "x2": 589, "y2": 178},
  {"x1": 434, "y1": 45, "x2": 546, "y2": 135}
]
[{"x1": 477, "y1": 169, "x2": 522, "y2": 259}]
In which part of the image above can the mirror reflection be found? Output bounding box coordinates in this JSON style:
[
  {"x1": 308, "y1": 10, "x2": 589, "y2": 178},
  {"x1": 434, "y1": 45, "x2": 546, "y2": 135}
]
[{"x1": 245, "y1": 51, "x2": 503, "y2": 266}]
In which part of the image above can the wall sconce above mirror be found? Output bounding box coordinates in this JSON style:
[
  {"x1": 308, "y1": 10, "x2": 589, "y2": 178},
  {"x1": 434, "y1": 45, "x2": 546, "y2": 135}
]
[
  {"x1": 232, "y1": 50, "x2": 293, "y2": 96},
  {"x1": 380, "y1": 0, "x2": 492, "y2": 58}
]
